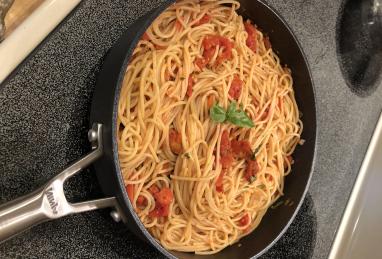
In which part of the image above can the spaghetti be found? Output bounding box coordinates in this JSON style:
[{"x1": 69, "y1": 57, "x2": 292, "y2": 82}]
[{"x1": 117, "y1": 0, "x2": 302, "y2": 254}]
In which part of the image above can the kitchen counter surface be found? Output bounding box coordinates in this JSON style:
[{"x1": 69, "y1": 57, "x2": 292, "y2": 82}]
[{"x1": 1, "y1": 0, "x2": 381, "y2": 258}]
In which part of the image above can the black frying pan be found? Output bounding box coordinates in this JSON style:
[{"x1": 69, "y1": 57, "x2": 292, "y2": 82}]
[{"x1": 0, "y1": 1, "x2": 316, "y2": 258}]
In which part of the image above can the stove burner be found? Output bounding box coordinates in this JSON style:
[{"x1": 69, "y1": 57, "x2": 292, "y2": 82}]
[{"x1": 337, "y1": 0, "x2": 382, "y2": 96}]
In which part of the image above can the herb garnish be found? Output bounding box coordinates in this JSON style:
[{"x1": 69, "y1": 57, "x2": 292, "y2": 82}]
[
  {"x1": 209, "y1": 104, "x2": 226, "y2": 123},
  {"x1": 271, "y1": 200, "x2": 283, "y2": 209},
  {"x1": 251, "y1": 146, "x2": 260, "y2": 160},
  {"x1": 209, "y1": 101, "x2": 254, "y2": 128}
]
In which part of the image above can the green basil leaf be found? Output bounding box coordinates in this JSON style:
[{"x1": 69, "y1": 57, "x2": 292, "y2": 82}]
[
  {"x1": 209, "y1": 104, "x2": 226, "y2": 123},
  {"x1": 226, "y1": 108, "x2": 254, "y2": 128},
  {"x1": 227, "y1": 101, "x2": 237, "y2": 116},
  {"x1": 209, "y1": 101, "x2": 254, "y2": 128},
  {"x1": 271, "y1": 200, "x2": 284, "y2": 209},
  {"x1": 249, "y1": 175, "x2": 257, "y2": 183},
  {"x1": 251, "y1": 146, "x2": 260, "y2": 160}
]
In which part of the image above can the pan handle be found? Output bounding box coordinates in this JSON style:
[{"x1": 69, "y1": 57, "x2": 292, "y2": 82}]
[{"x1": 0, "y1": 123, "x2": 117, "y2": 243}]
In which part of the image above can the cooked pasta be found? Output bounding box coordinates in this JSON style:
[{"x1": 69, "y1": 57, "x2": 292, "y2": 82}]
[{"x1": 117, "y1": 0, "x2": 302, "y2": 254}]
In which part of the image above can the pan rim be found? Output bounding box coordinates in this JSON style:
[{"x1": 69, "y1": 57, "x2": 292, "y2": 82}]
[{"x1": 109, "y1": 1, "x2": 317, "y2": 258}]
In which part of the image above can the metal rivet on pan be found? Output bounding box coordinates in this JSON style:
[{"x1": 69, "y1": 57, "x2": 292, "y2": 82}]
[
  {"x1": 87, "y1": 129, "x2": 98, "y2": 142},
  {"x1": 110, "y1": 210, "x2": 121, "y2": 222}
]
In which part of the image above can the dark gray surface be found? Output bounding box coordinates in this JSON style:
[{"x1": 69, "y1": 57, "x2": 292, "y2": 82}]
[{"x1": 0, "y1": 0, "x2": 381, "y2": 258}]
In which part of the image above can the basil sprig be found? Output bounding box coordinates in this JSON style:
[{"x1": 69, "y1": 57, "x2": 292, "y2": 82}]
[{"x1": 209, "y1": 101, "x2": 254, "y2": 128}]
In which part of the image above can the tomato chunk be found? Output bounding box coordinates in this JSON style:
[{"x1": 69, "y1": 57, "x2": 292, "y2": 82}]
[
  {"x1": 220, "y1": 130, "x2": 233, "y2": 169},
  {"x1": 137, "y1": 195, "x2": 147, "y2": 206},
  {"x1": 245, "y1": 159, "x2": 259, "y2": 182},
  {"x1": 244, "y1": 21, "x2": 257, "y2": 52},
  {"x1": 264, "y1": 36, "x2": 272, "y2": 50},
  {"x1": 126, "y1": 184, "x2": 134, "y2": 202},
  {"x1": 149, "y1": 204, "x2": 170, "y2": 217},
  {"x1": 207, "y1": 95, "x2": 215, "y2": 109},
  {"x1": 154, "y1": 187, "x2": 173, "y2": 206},
  {"x1": 141, "y1": 32, "x2": 150, "y2": 41},
  {"x1": 149, "y1": 187, "x2": 173, "y2": 218},
  {"x1": 154, "y1": 44, "x2": 166, "y2": 50},
  {"x1": 216, "y1": 37, "x2": 233, "y2": 65},
  {"x1": 175, "y1": 19, "x2": 183, "y2": 31},
  {"x1": 169, "y1": 129, "x2": 183, "y2": 154},
  {"x1": 284, "y1": 155, "x2": 294, "y2": 169},
  {"x1": 187, "y1": 75, "x2": 194, "y2": 97},
  {"x1": 195, "y1": 14, "x2": 211, "y2": 26},
  {"x1": 239, "y1": 214, "x2": 250, "y2": 226},
  {"x1": 202, "y1": 35, "x2": 220, "y2": 50},
  {"x1": 229, "y1": 75, "x2": 243, "y2": 100},
  {"x1": 260, "y1": 106, "x2": 270, "y2": 120},
  {"x1": 278, "y1": 97, "x2": 283, "y2": 110},
  {"x1": 287, "y1": 155, "x2": 293, "y2": 163},
  {"x1": 231, "y1": 140, "x2": 252, "y2": 160},
  {"x1": 195, "y1": 58, "x2": 207, "y2": 69},
  {"x1": 195, "y1": 48, "x2": 215, "y2": 69},
  {"x1": 216, "y1": 170, "x2": 225, "y2": 192},
  {"x1": 149, "y1": 185, "x2": 160, "y2": 195},
  {"x1": 195, "y1": 35, "x2": 233, "y2": 69}
]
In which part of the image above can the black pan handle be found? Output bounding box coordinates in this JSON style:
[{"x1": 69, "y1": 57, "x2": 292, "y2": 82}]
[{"x1": 0, "y1": 124, "x2": 117, "y2": 243}]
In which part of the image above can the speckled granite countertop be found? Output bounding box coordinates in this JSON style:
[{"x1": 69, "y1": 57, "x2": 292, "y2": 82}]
[{"x1": 0, "y1": 0, "x2": 381, "y2": 258}]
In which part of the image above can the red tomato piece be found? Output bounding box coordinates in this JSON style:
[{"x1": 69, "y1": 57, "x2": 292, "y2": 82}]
[
  {"x1": 149, "y1": 185, "x2": 160, "y2": 195},
  {"x1": 220, "y1": 155, "x2": 233, "y2": 170},
  {"x1": 229, "y1": 75, "x2": 243, "y2": 100},
  {"x1": 202, "y1": 35, "x2": 220, "y2": 50},
  {"x1": 216, "y1": 170, "x2": 225, "y2": 192},
  {"x1": 231, "y1": 140, "x2": 252, "y2": 160},
  {"x1": 220, "y1": 130, "x2": 233, "y2": 169},
  {"x1": 158, "y1": 204, "x2": 170, "y2": 217},
  {"x1": 203, "y1": 47, "x2": 216, "y2": 61},
  {"x1": 169, "y1": 129, "x2": 183, "y2": 154},
  {"x1": 195, "y1": 57, "x2": 207, "y2": 69},
  {"x1": 196, "y1": 35, "x2": 233, "y2": 69},
  {"x1": 264, "y1": 36, "x2": 272, "y2": 50},
  {"x1": 149, "y1": 207, "x2": 160, "y2": 217},
  {"x1": 149, "y1": 187, "x2": 173, "y2": 218},
  {"x1": 187, "y1": 75, "x2": 194, "y2": 97},
  {"x1": 149, "y1": 204, "x2": 170, "y2": 218},
  {"x1": 278, "y1": 97, "x2": 283, "y2": 111},
  {"x1": 141, "y1": 32, "x2": 150, "y2": 41},
  {"x1": 154, "y1": 44, "x2": 166, "y2": 50},
  {"x1": 126, "y1": 184, "x2": 134, "y2": 202},
  {"x1": 175, "y1": 19, "x2": 183, "y2": 31},
  {"x1": 287, "y1": 155, "x2": 293, "y2": 163},
  {"x1": 154, "y1": 187, "x2": 173, "y2": 207},
  {"x1": 239, "y1": 214, "x2": 250, "y2": 226},
  {"x1": 220, "y1": 130, "x2": 231, "y2": 156},
  {"x1": 137, "y1": 195, "x2": 147, "y2": 206},
  {"x1": 284, "y1": 155, "x2": 294, "y2": 169},
  {"x1": 260, "y1": 106, "x2": 270, "y2": 120},
  {"x1": 207, "y1": 95, "x2": 215, "y2": 109},
  {"x1": 164, "y1": 70, "x2": 171, "y2": 81},
  {"x1": 244, "y1": 21, "x2": 257, "y2": 52},
  {"x1": 195, "y1": 14, "x2": 211, "y2": 26},
  {"x1": 245, "y1": 159, "x2": 259, "y2": 182},
  {"x1": 216, "y1": 36, "x2": 233, "y2": 65},
  {"x1": 244, "y1": 21, "x2": 256, "y2": 35}
]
